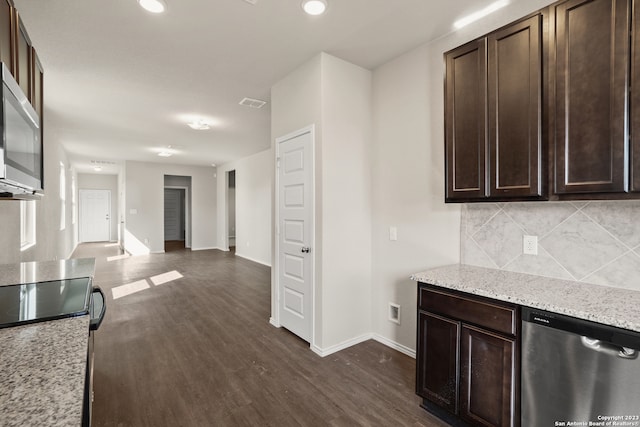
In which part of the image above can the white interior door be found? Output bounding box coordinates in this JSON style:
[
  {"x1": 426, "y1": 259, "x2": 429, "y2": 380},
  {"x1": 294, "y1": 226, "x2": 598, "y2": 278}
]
[
  {"x1": 79, "y1": 189, "x2": 111, "y2": 242},
  {"x1": 277, "y1": 128, "x2": 314, "y2": 343}
]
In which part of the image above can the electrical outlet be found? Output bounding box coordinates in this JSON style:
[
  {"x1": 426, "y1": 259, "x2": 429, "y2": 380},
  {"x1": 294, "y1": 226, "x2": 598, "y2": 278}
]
[
  {"x1": 523, "y1": 235, "x2": 538, "y2": 255},
  {"x1": 388, "y1": 302, "x2": 401, "y2": 324}
]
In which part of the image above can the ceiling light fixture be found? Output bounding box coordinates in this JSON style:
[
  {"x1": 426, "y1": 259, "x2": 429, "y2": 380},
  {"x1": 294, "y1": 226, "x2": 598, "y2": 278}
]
[
  {"x1": 302, "y1": 0, "x2": 327, "y2": 16},
  {"x1": 187, "y1": 119, "x2": 210, "y2": 130},
  {"x1": 158, "y1": 151, "x2": 173, "y2": 157},
  {"x1": 137, "y1": 0, "x2": 167, "y2": 14},
  {"x1": 93, "y1": 166, "x2": 103, "y2": 172},
  {"x1": 453, "y1": 0, "x2": 509, "y2": 29}
]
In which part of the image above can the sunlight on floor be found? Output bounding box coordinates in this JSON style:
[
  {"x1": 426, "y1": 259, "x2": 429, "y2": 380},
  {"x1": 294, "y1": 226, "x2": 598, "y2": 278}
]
[
  {"x1": 104, "y1": 243, "x2": 120, "y2": 247},
  {"x1": 150, "y1": 270, "x2": 183, "y2": 286},
  {"x1": 112, "y1": 270, "x2": 184, "y2": 299},
  {"x1": 107, "y1": 254, "x2": 130, "y2": 262},
  {"x1": 112, "y1": 280, "x2": 150, "y2": 300}
]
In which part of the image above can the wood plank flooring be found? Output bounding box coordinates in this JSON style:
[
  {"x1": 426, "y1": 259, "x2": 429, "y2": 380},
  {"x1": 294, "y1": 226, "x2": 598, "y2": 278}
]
[{"x1": 71, "y1": 243, "x2": 447, "y2": 427}]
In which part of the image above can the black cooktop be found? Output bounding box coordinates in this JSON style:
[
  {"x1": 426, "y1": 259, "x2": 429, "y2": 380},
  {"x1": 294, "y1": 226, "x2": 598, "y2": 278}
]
[{"x1": 0, "y1": 277, "x2": 92, "y2": 329}]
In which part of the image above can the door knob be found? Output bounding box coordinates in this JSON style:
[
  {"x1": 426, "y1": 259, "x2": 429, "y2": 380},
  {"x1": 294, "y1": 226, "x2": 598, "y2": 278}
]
[{"x1": 301, "y1": 247, "x2": 310, "y2": 253}]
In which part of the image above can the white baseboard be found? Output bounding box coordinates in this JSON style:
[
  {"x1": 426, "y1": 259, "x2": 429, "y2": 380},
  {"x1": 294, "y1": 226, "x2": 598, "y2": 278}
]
[
  {"x1": 234, "y1": 252, "x2": 272, "y2": 267},
  {"x1": 269, "y1": 317, "x2": 280, "y2": 328},
  {"x1": 191, "y1": 246, "x2": 220, "y2": 251},
  {"x1": 310, "y1": 333, "x2": 374, "y2": 358},
  {"x1": 372, "y1": 334, "x2": 416, "y2": 359}
]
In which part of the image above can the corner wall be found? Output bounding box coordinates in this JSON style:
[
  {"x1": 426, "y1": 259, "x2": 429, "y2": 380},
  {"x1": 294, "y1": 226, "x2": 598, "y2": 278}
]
[
  {"x1": 271, "y1": 53, "x2": 373, "y2": 354},
  {"x1": 216, "y1": 149, "x2": 273, "y2": 266}
]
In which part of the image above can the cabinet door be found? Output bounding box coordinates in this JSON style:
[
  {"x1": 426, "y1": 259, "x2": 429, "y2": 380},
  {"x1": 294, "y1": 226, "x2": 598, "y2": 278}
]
[
  {"x1": 0, "y1": 0, "x2": 13, "y2": 70},
  {"x1": 554, "y1": 0, "x2": 629, "y2": 194},
  {"x1": 14, "y1": 12, "x2": 31, "y2": 99},
  {"x1": 445, "y1": 40, "x2": 487, "y2": 201},
  {"x1": 416, "y1": 311, "x2": 460, "y2": 414},
  {"x1": 488, "y1": 15, "x2": 543, "y2": 198},
  {"x1": 460, "y1": 325, "x2": 515, "y2": 427}
]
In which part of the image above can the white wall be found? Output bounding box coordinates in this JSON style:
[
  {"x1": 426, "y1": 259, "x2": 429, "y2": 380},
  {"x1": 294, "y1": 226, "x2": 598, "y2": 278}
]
[
  {"x1": 216, "y1": 149, "x2": 272, "y2": 266},
  {"x1": 77, "y1": 173, "x2": 118, "y2": 241},
  {"x1": 370, "y1": 0, "x2": 556, "y2": 354},
  {"x1": 319, "y1": 54, "x2": 373, "y2": 351},
  {"x1": 124, "y1": 161, "x2": 216, "y2": 254},
  {"x1": 0, "y1": 118, "x2": 77, "y2": 265},
  {"x1": 271, "y1": 53, "x2": 373, "y2": 354}
]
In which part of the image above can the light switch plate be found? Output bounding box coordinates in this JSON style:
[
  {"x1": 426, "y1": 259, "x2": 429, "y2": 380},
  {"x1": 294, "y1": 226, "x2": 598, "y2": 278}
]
[{"x1": 389, "y1": 226, "x2": 398, "y2": 241}]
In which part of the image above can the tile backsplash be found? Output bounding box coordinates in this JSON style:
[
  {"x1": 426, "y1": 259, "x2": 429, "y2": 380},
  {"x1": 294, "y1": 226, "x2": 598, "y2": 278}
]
[{"x1": 461, "y1": 201, "x2": 640, "y2": 291}]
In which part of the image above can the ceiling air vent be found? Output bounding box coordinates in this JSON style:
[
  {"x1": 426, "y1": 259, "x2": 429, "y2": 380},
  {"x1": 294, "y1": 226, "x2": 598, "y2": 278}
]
[{"x1": 239, "y1": 97, "x2": 267, "y2": 109}]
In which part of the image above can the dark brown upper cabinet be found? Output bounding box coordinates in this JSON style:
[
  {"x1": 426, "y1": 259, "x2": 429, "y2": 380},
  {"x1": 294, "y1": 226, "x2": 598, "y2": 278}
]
[
  {"x1": 445, "y1": 40, "x2": 487, "y2": 201},
  {"x1": 14, "y1": 12, "x2": 32, "y2": 100},
  {"x1": 0, "y1": 0, "x2": 13, "y2": 71},
  {"x1": 445, "y1": 14, "x2": 545, "y2": 202},
  {"x1": 554, "y1": 0, "x2": 629, "y2": 194}
]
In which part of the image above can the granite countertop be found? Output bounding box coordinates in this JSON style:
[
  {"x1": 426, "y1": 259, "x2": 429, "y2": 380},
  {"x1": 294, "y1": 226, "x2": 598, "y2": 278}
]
[
  {"x1": 0, "y1": 258, "x2": 97, "y2": 426},
  {"x1": 0, "y1": 258, "x2": 96, "y2": 286},
  {"x1": 411, "y1": 264, "x2": 640, "y2": 333},
  {"x1": 0, "y1": 316, "x2": 90, "y2": 427}
]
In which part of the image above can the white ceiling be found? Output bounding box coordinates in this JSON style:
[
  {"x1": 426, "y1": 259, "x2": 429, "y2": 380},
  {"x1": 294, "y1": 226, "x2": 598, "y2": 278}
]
[{"x1": 13, "y1": 0, "x2": 504, "y2": 174}]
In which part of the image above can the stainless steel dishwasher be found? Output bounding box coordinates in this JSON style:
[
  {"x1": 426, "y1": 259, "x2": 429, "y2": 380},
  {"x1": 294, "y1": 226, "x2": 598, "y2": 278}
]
[{"x1": 522, "y1": 307, "x2": 640, "y2": 426}]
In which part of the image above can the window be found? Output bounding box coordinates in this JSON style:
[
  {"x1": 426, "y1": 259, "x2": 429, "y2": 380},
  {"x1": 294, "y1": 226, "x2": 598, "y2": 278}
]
[
  {"x1": 60, "y1": 162, "x2": 66, "y2": 231},
  {"x1": 20, "y1": 200, "x2": 36, "y2": 250},
  {"x1": 71, "y1": 174, "x2": 77, "y2": 225}
]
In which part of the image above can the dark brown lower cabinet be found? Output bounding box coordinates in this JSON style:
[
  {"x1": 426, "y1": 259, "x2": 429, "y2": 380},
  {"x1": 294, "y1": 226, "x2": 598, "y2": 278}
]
[
  {"x1": 416, "y1": 284, "x2": 518, "y2": 427},
  {"x1": 416, "y1": 312, "x2": 460, "y2": 414},
  {"x1": 459, "y1": 325, "x2": 515, "y2": 427}
]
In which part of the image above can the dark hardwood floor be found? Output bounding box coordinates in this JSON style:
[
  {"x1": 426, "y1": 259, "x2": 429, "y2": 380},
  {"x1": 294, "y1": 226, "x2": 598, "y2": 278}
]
[{"x1": 71, "y1": 243, "x2": 447, "y2": 427}]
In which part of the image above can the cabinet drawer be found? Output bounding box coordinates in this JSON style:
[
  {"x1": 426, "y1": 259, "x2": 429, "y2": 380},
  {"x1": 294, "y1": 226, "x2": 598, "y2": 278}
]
[{"x1": 419, "y1": 286, "x2": 516, "y2": 336}]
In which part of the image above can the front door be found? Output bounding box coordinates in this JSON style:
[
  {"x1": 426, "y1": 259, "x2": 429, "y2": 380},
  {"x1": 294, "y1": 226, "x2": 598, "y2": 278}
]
[
  {"x1": 277, "y1": 127, "x2": 314, "y2": 343},
  {"x1": 79, "y1": 189, "x2": 111, "y2": 242}
]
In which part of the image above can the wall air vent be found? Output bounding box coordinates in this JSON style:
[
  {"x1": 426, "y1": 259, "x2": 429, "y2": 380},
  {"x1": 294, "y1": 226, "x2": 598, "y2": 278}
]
[{"x1": 239, "y1": 97, "x2": 267, "y2": 109}]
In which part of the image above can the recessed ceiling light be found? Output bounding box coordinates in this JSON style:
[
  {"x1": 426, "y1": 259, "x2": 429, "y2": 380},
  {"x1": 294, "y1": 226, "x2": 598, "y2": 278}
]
[
  {"x1": 453, "y1": 0, "x2": 509, "y2": 29},
  {"x1": 138, "y1": 0, "x2": 167, "y2": 14},
  {"x1": 187, "y1": 119, "x2": 211, "y2": 130},
  {"x1": 158, "y1": 151, "x2": 173, "y2": 157},
  {"x1": 302, "y1": 0, "x2": 327, "y2": 15}
]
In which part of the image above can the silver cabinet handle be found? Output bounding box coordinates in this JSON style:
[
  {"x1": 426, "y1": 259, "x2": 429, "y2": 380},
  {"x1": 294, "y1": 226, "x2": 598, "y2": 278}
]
[{"x1": 301, "y1": 247, "x2": 310, "y2": 253}]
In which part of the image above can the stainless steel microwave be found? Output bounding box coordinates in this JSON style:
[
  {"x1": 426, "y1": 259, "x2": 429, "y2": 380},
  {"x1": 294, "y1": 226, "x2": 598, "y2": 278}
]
[{"x1": 0, "y1": 62, "x2": 42, "y2": 198}]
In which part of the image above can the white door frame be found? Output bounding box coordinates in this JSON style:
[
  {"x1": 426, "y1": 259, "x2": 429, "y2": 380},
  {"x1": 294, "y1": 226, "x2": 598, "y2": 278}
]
[
  {"x1": 79, "y1": 189, "x2": 111, "y2": 242},
  {"x1": 225, "y1": 170, "x2": 236, "y2": 251},
  {"x1": 273, "y1": 124, "x2": 316, "y2": 347},
  {"x1": 164, "y1": 186, "x2": 191, "y2": 248}
]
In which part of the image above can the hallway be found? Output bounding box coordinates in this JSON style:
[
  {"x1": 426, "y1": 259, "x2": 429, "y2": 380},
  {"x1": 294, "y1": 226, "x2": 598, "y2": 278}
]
[{"x1": 71, "y1": 243, "x2": 444, "y2": 427}]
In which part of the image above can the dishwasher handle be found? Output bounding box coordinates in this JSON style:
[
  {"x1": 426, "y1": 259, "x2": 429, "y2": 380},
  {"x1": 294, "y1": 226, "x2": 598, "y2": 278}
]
[{"x1": 581, "y1": 336, "x2": 638, "y2": 360}]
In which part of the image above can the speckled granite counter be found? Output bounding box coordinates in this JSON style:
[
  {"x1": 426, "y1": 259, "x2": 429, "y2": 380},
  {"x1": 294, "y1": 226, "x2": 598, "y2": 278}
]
[
  {"x1": 0, "y1": 258, "x2": 96, "y2": 426},
  {"x1": 0, "y1": 316, "x2": 90, "y2": 427},
  {"x1": 412, "y1": 264, "x2": 640, "y2": 333},
  {"x1": 0, "y1": 258, "x2": 95, "y2": 286}
]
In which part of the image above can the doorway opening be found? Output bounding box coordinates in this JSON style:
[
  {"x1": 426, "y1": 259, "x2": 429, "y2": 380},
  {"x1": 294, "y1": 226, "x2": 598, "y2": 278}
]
[
  {"x1": 164, "y1": 175, "x2": 192, "y2": 252},
  {"x1": 227, "y1": 170, "x2": 236, "y2": 252}
]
